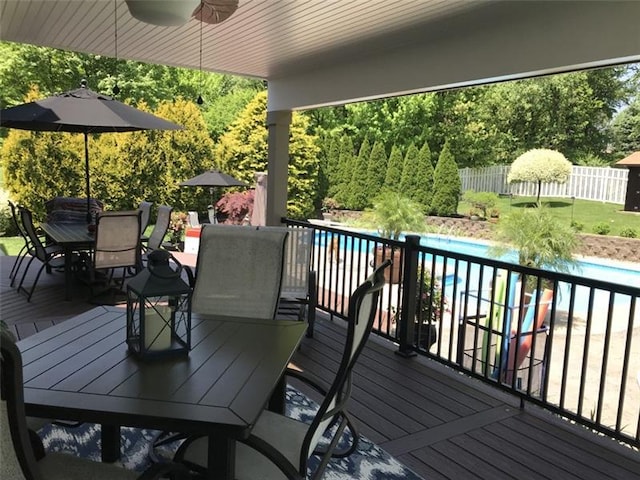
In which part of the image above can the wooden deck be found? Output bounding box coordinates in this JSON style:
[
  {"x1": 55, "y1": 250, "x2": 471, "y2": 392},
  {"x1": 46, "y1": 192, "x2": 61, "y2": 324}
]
[{"x1": 2, "y1": 254, "x2": 639, "y2": 479}]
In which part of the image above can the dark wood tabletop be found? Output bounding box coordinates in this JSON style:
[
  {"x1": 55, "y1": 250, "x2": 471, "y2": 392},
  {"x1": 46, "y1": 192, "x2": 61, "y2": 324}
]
[
  {"x1": 40, "y1": 222, "x2": 94, "y2": 300},
  {"x1": 18, "y1": 306, "x2": 307, "y2": 479}
]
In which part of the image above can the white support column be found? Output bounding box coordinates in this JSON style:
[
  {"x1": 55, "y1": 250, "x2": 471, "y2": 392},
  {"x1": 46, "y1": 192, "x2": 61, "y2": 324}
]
[{"x1": 266, "y1": 110, "x2": 292, "y2": 226}]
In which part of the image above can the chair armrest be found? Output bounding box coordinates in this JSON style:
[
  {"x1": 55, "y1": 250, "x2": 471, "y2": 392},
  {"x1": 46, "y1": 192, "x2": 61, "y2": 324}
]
[
  {"x1": 137, "y1": 461, "x2": 191, "y2": 480},
  {"x1": 184, "y1": 265, "x2": 195, "y2": 288},
  {"x1": 28, "y1": 428, "x2": 46, "y2": 461}
]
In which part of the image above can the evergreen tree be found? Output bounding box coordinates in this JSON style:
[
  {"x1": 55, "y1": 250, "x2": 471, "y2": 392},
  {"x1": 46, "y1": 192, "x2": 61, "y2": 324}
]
[
  {"x1": 325, "y1": 134, "x2": 341, "y2": 197},
  {"x1": 334, "y1": 135, "x2": 355, "y2": 207},
  {"x1": 412, "y1": 141, "x2": 435, "y2": 212},
  {"x1": 385, "y1": 144, "x2": 404, "y2": 190},
  {"x1": 399, "y1": 143, "x2": 419, "y2": 194},
  {"x1": 430, "y1": 141, "x2": 461, "y2": 216},
  {"x1": 346, "y1": 137, "x2": 371, "y2": 210},
  {"x1": 365, "y1": 140, "x2": 388, "y2": 202},
  {"x1": 214, "y1": 91, "x2": 319, "y2": 219}
]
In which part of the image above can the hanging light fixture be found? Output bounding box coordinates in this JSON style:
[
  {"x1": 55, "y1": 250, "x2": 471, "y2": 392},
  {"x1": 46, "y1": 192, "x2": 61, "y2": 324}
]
[
  {"x1": 197, "y1": 2, "x2": 204, "y2": 105},
  {"x1": 125, "y1": 0, "x2": 200, "y2": 26},
  {"x1": 112, "y1": 0, "x2": 120, "y2": 96}
]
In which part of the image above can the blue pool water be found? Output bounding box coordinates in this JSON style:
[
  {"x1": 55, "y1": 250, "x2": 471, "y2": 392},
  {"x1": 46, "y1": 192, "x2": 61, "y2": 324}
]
[
  {"x1": 316, "y1": 229, "x2": 640, "y2": 315},
  {"x1": 315, "y1": 230, "x2": 640, "y2": 288}
]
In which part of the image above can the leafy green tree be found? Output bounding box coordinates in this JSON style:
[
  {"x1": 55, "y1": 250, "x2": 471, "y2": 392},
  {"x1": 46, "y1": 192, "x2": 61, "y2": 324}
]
[
  {"x1": 430, "y1": 141, "x2": 461, "y2": 216},
  {"x1": 610, "y1": 98, "x2": 640, "y2": 156},
  {"x1": 1, "y1": 129, "x2": 84, "y2": 220},
  {"x1": 365, "y1": 140, "x2": 388, "y2": 201},
  {"x1": 214, "y1": 92, "x2": 319, "y2": 219},
  {"x1": 385, "y1": 144, "x2": 404, "y2": 190},
  {"x1": 507, "y1": 148, "x2": 572, "y2": 203}
]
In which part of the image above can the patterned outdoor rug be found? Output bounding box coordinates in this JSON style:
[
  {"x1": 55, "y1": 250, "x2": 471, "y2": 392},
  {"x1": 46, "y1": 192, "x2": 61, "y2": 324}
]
[{"x1": 38, "y1": 385, "x2": 424, "y2": 479}]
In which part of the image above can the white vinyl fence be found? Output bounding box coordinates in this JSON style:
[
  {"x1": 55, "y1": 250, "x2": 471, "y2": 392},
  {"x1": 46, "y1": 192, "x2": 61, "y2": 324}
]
[{"x1": 460, "y1": 165, "x2": 628, "y2": 204}]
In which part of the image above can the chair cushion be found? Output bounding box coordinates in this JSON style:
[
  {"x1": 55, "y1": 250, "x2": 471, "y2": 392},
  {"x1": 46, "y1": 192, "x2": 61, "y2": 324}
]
[
  {"x1": 180, "y1": 410, "x2": 308, "y2": 480},
  {"x1": 38, "y1": 452, "x2": 139, "y2": 480}
]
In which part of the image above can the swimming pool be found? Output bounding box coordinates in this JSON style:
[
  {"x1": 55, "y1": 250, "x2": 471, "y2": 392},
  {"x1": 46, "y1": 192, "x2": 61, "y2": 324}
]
[{"x1": 315, "y1": 229, "x2": 640, "y2": 287}]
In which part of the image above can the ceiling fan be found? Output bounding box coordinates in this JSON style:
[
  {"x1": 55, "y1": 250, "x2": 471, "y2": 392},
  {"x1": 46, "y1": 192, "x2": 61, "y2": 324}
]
[{"x1": 125, "y1": 0, "x2": 239, "y2": 26}]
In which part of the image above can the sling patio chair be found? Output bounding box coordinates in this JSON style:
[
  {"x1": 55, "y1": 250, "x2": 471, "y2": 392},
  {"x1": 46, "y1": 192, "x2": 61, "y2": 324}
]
[
  {"x1": 174, "y1": 259, "x2": 392, "y2": 480},
  {"x1": 0, "y1": 330, "x2": 190, "y2": 480},
  {"x1": 138, "y1": 201, "x2": 153, "y2": 244},
  {"x1": 146, "y1": 205, "x2": 173, "y2": 251},
  {"x1": 82, "y1": 210, "x2": 142, "y2": 304},
  {"x1": 7, "y1": 200, "x2": 44, "y2": 287},
  {"x1": 149, "y1": 224, "x2": 289, "y2": 460},
  {"x1": 189, "y1": 224, "x2": 289, "y2": 319},
  {"x1": 141, "y1": 205, "x2": 173, "y2": 267},
  {"x1": 187, "y1": 211, "x2": 200, "y2": 227},
  {"x1": 257, "y1": 225, "x2": 317, "y2": 337},
  {"x1": 16, "y1": 207, "x2": 68, "y2": 302}
]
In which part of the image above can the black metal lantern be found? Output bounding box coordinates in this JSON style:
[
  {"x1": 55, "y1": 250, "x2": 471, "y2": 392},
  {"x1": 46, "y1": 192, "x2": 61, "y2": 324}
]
[{"x1": 126, "y1": 250, "x2": 192, "y2": 359}]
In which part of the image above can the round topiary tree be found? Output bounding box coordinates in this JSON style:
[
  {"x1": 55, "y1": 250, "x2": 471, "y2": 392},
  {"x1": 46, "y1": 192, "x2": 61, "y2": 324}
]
[{"x1": 507, "y1": 148, "x2": 572, "y2": 204}]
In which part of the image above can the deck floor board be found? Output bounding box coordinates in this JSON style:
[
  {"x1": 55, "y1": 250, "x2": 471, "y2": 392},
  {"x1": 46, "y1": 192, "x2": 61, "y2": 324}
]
[{"x1": 1, "y1": 254, "x2": 638, "y2": 480}]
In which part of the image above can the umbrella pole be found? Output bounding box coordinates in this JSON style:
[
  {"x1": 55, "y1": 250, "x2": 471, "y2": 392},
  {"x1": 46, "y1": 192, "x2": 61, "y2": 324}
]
[{"x1": 84, "y1": 132, "x2": 91, "y2": 223}]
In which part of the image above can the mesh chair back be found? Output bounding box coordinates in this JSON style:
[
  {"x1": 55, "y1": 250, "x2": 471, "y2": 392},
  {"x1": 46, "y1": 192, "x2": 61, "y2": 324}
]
[
  {"x1": 187, "y1": 211, "x2": 200, "y2": 227},
  {"x1": 1, "y1": 331, "x2": 38, "y2": 480},
  {"x1": 94, "y1": 211, "x2": 142, "y2": 270},
  {"x1": 139, "y1": 201, "x2": 153, "y2": 234},
  {"x1": 257, "y1": 226, "x2": 312, "y2": 299},
  {"x1": 19, "y1": 208, "x2": 46, "y2": 262},
  {"x1": 192, "y1": 225, "x2": 288, "y2": 320},
  {"x1": 8, "y1": 201, "x2": 30, "y2": 250},
  {"x1": 302, "y1": 260, "x2": 390, "y2": 464},
  {"x1": 147, "y1": 205, "x2": 173, "y2": 250}
]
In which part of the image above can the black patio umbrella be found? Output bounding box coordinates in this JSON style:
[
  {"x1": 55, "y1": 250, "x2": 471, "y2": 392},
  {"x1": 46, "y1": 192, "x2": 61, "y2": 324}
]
[
  {"x1": 179, "y1": 169, "x2": 247, "y2": 203},
  {"x1": 0, "y1": 80, "x2": 183, "y2": 222},
  {"x1": 179, "y1": 169, "x2": 247, "y2": 222}
]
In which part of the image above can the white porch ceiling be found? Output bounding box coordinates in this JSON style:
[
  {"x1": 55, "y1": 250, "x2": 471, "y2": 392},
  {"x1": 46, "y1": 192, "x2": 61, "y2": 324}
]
[{"x1": 1, "y1": 1, "x2": 639, "y2": 111}]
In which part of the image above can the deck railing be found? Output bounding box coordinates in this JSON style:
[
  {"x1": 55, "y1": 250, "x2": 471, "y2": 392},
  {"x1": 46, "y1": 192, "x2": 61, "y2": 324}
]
[{"x1": 284, "y1": 218, "x2": 640, "y2": 448}]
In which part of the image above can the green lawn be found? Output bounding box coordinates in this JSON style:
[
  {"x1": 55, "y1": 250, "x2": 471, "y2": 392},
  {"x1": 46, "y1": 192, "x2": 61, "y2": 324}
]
[{"x1": 459, "y1": 196, "x2": 640, "y2": 236}]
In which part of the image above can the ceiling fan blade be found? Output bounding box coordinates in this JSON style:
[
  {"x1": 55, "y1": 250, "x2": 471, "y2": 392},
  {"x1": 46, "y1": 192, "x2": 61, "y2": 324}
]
[{"x1": 194, "y1": 0, "x2": 239, "y2": 24}]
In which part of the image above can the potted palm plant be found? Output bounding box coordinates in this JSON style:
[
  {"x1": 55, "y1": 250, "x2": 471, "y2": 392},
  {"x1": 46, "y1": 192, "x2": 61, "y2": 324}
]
[{"x1": 359, "y1": 192, "x2": 425, "y2": 283}]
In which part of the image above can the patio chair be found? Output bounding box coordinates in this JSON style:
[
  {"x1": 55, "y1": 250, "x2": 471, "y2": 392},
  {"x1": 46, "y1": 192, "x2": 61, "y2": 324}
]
[
  {"x1": 138, "y1": 200, "x2": 153, "y2": 243},
  {"x1": 149, "y1": 224, "x2": 289, "y2": 460},
  {"x1": 0, "y1": 330, "x2": 190, "y2": 480},
  {"x1": 145, "y1": 204, "x2": 173, "y2": 252},
  {"x1": 174, "y1": 259, "x2": 392, "y2": 480},
  {"x1": 190, "y1": 224, "x2": 289, "y2": 319},
  {"x1": 83, "y1": 210, "x2": 142, "y2": 303},
  {"x1": 257, "y1": 226, "x2": 317, "y2": 337},
  {"x1": 7, "y1": 201, "x2": 39, "y2": 287},
  {"x1": 16, "y1": 207, "x2": 68, "y2": 302},
  {"x1": 187, "y1": 211, "x2": 200, "y2": 227}
]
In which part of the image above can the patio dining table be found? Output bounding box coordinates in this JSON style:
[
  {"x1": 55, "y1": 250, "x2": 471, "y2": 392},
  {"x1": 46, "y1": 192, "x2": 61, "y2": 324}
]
[
  {"x1": 40, "y1": 222, "x2": 94, "y2": 301},
  {"x1": 17, "y1": 306, "x2": 307, "y2": 480}
]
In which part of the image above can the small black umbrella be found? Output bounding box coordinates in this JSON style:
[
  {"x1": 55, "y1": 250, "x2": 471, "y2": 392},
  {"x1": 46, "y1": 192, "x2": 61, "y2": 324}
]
[
  {"x1": 179, "y1": 169, "x2": 247, "y2": 203},
  {"x1": 0, "y1": 80, "x2": 183, "y2": 222},
  {"x1": 179, "y1": 169, "x2": 247, "y2": 222}
]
